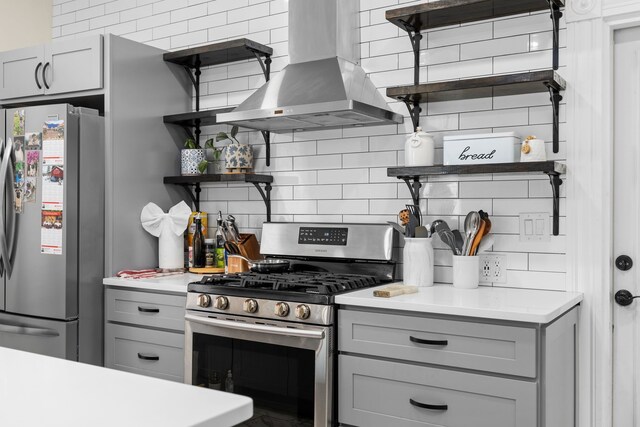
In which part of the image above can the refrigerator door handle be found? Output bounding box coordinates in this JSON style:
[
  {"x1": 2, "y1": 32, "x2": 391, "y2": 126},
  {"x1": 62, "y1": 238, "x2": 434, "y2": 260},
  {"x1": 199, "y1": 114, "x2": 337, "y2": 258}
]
[
  {"x1": 0, "y1": 136, "x2": 15, "y2": 278},
  {"x1": 0, "y1": 321, "x2": 60, "y2": 337}
]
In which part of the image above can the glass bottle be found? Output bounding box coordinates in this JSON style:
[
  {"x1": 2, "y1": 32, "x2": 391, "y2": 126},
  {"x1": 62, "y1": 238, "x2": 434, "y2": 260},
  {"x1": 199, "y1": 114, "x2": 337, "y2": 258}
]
[
  {"x1": 204, "y1": 238, "x2": 215, "y2": 267},
  {"x1": 215, "y1": 211, "x2": 225, "y2": 269},
  {"x1": 193, "y1": 213, "x2": 205, "y2": 268},
  {"x1": 225, "y1": 369, "x2": 234, "y2": 393}
]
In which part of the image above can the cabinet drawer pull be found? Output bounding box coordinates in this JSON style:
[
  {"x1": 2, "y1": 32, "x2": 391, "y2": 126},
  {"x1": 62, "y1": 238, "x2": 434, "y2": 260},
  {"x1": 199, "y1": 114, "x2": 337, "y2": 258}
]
[
  {"x1": 34, "y1": 62, "x2": 42, "y2": 89},
  {"x1": 409, "y1": 398, "x2": 448, "y2": 411},
  {"x1": 409, "y1": 336, "x2": 448, "y2": 346},
  {"x1": 42, "y1": 62, "x2": 50, "y2": 89},
  {"x1": 137, "y1": 352, "x2": 159, "y2": 361},
  {"x1": 138, "y1": 306, "x2": 160, "y2": 313}
]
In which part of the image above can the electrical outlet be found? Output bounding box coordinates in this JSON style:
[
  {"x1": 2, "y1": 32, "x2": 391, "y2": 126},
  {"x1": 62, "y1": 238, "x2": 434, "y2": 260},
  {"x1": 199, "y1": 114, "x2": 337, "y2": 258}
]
[{"x1": 479, "y1": 254, "x2": 507, "y2": 284}]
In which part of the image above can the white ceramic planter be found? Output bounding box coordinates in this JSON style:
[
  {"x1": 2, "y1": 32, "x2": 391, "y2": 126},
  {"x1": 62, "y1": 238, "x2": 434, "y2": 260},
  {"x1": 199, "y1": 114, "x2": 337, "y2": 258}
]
[{"x1": 181, "y1": 148, "x2": 205, "y2": 176}]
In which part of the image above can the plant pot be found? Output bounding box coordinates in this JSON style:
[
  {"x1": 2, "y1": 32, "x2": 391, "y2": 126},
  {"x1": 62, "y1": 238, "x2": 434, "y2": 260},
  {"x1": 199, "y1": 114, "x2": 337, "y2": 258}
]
[
  {"x1": 205, "y1": 148, "x2": 225, "y2": 174},
  {"x1": 181, "y1": 148, "x2": 205, "y2": 175},
  {"x1": 225, "y1": 143, "x2": 253, "y2": 172}
]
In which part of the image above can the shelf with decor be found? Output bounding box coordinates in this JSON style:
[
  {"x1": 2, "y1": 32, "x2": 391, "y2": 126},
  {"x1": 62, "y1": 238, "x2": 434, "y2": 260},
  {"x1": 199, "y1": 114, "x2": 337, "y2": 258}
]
[
  {"x1": 387, "y1": 71, "x2": 565, "y2": 153},
  {"x1": 385, "y1": 0, "x2": 565, "y2": 154},
  {"x1": 164, "y1": 174, "x2": 273, "y2": 221},
  {"x1": 163, "y1": 39, "x2": 274, "y2": 165},
  {"x1": 387, "y1": 161, "x2": 565, "y2": 235}
]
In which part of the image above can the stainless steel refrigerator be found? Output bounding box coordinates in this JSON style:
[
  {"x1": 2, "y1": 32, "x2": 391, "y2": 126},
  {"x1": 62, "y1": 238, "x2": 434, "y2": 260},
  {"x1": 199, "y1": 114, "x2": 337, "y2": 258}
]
[{"x1": 0, "y1": 104, "x2": 104, "y2": 364}]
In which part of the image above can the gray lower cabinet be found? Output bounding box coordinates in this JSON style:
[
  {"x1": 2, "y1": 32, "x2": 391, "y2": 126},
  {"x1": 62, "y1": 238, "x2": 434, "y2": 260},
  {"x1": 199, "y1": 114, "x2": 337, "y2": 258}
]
[
  {"x1": 338, "y1": 306, "x2": 578, "y2": 427},
  {"x1": 104, "y1": 287, "x2": 186, "y2": 382}
]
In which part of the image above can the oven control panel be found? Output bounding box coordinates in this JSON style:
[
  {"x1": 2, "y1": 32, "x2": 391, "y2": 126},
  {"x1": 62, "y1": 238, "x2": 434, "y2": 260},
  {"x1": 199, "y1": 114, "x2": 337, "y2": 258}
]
[{"x1": 298, "y1": 227, "x2": 348, "y2": 245}]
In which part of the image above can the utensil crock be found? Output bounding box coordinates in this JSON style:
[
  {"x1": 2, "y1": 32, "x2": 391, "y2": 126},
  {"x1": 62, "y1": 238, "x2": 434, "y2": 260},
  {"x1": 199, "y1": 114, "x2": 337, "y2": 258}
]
[{"x1": 403, "y1": 238, "x2": 434, "y2": 287}]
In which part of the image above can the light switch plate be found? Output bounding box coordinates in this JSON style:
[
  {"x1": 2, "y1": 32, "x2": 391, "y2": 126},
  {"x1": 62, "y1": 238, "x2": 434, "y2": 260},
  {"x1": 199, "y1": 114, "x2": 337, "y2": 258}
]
[{"x1": 519, "y1": 213, "x2": 550, "y2": 242}]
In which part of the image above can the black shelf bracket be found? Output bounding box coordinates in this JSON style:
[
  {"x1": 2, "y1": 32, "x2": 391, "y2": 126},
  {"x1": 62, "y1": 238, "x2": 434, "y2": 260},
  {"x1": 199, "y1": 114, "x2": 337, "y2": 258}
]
[
  {"x1": 260, "y1": 131, "x2": 271, "y2": 167},
  {"x1": 251, "y1": 51, "x2": 272, "y2": 81},
  {"x1": 177, "y1": 183, "x2": 202, "y2": 212},
  {"x1": 400, "y1": 176, "x2": 422, "y2": 206},
  {"x1": 251, "y1": 182, "x2": 272, "y2": 222},
  {"x1": 401, "y1": 98, "x2": 422, "y2": 132},
  {"x1": 548, "y1": 1, "x2": 562, "y2": 71},
  {"x1": 399, "y1": 21, "x2": 422, "y2": 85},
  {"x1": 546, "y1": 85, "x2": 562, "y2": 154},
  {"x1": 546, "y1": 172, "x2": 563, "y2": 236}
]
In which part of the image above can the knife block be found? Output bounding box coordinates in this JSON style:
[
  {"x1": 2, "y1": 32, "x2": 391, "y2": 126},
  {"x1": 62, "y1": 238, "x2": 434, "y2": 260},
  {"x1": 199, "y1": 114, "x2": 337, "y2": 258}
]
[{"x1": 236, "y1": 234, "x2": 262, "y2": 261}]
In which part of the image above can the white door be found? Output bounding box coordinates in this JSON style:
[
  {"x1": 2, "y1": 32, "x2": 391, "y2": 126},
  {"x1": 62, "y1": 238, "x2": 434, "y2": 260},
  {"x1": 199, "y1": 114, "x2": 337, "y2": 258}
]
[{"x1": 613, "y1": 26, "x2": 640, "y2": 427}]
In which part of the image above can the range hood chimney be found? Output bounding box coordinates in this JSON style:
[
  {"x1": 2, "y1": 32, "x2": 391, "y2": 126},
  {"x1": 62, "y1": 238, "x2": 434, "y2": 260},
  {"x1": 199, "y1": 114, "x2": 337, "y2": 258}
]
[{"x1": 217, "y1": 0, "x2": 403, "y2": 133}]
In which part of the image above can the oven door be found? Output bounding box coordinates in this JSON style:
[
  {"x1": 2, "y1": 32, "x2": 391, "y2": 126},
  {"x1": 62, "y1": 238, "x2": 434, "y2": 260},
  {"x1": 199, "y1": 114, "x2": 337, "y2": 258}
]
[{"x1": 185, "y1": 311, "x2": 333, "y2": 427}]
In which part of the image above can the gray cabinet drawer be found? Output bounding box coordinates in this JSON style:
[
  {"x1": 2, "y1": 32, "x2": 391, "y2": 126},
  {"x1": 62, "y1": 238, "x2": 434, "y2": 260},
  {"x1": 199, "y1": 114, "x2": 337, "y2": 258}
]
[
  {"x1": 339, "y1": 355, "x2": 536, "y2": 427},
  {"x1": 105, "y1": 323, "x2": 184, "y2": 382},
  {"x1": 339, "y1": 309, "x2": 536, "y2": 377},
  {"x1": 105, "y1": 288, "x2": 186, "y2": 332}
]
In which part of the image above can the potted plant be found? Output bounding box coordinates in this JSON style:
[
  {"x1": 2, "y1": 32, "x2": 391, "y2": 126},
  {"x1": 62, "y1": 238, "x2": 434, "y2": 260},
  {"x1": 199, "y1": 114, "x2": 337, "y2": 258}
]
[
  {"x1": 203, "y1": 138, "x2": 225, "y2": 174},
  {"x1": 216, "y1": 126, "x2": 253, "y2": 173},
  {"x1": 181, "y1": 138, "x2": 206, "y2": 176}
]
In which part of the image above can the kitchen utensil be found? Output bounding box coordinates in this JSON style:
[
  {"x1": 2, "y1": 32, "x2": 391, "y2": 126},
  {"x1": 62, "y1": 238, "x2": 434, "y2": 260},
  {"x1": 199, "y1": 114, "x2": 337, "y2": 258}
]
[
  {"x1": 433, "y1": 221, "x2": 459, "y2": 255},
  {"x1": 404, "y1": 205, "x2": 421, "y2": 238},
  {"x1": 469, "y1": 219, "x2": 487, "y2": 256},
  {"x1": 227, "y1": 255, "x2": 290, "y2": 273},
  {"x1": 414, "y1": 226, "x2": 430, "y2": 238},
  {"x1": 227, "y1": 215, "x2": 240, "y2": 241},
  {"x1": 476, "y1": 235, "x2": 495, "y2": 254},
  {"x1": 462, "y1": 211, "x2": 481, "y2": 256},
  {"x1": 399, "y1": 209, "x2": 410, "y2": 226},
  {"x1": 430, "y1": 220, "x2": 443, "y2": 237},
  {"x1": 387, "y1": 221, "x2": 406, "y2": 235},
  {"x1": 406, "y1": 205, "x2": 422, "y2": 226},
  {"x1": 452, "y1": 229, "x2": 464, "y2": 255},
  {"x1": 224, "y1": 241, "x2": 240, "y2": 255}
]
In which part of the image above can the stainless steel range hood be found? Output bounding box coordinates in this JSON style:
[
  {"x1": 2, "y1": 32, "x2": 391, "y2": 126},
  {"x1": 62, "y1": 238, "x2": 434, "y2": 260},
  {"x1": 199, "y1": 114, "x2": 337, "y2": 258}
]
[{"x1": 218, "y1": 0, "x2": 403, "y2": 133}]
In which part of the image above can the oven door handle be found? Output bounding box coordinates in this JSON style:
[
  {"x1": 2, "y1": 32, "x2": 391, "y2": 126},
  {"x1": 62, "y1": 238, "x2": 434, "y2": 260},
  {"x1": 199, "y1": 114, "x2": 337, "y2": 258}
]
[{"x1": 185, "y1": 314, "x2": 326, "y2": 340}]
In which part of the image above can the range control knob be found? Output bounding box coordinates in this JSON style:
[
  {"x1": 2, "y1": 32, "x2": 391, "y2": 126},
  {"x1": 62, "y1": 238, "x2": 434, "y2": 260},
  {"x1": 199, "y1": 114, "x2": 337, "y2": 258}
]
[
  {"x1": 274, "y1": 302, "x2": 290, "y2": 317},
  {"x1": 243, "y1": 299, "x2": 258, "y2": 313},
  {"x1": 295, "y1": 304, "x2": 311, "y2": 320},
  {"x1": 196, "y1": 294, "x2": 212, "y2": 308},
  {"x1": 213, "y1": 296, "x2": 229, "y2": 310}
]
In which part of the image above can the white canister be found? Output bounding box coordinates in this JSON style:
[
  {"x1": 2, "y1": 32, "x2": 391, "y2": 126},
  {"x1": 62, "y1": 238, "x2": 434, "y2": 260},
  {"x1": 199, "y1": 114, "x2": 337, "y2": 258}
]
[
  {"x1": 404, "y1": 127, "x2": 435, "y2": 167},
  {"x1": 452, "y1": 255, "x2": 480, "y2": 289},
  {"x1": 520, "y1": 137, "x2": 547, "y2": 162},
  {"x1": 403, "y1": 238, "x2": 434, "y2": 287}
]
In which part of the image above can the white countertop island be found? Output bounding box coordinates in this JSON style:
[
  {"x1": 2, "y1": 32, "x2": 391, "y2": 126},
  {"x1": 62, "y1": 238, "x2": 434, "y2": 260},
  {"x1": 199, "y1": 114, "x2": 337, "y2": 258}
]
[
  {"x1": 0, "y1": 347, "x2": 252, "y2": 427},
  {"x1": 336, "y1": 283, "x2": 584, "y2": 323}
]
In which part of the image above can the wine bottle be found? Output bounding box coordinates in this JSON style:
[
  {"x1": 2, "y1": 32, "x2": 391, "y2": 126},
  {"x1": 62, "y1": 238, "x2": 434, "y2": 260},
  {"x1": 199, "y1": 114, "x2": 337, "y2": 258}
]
[{"x1": 193, "y1": 213, "x2": 205, "y2": 268}]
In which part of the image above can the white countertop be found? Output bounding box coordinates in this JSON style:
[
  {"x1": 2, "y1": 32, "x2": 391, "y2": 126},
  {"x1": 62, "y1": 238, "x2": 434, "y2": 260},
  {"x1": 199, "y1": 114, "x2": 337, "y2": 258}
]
[
  {"x1": 335, "y1": 283, "x2": 583, "y2": 324},
  {"x1": 0, "y1": 347, "x2": 252, "y2": 427},
  {"x1": 103, "y1": 273, "x2": 202, "y2": 293}
]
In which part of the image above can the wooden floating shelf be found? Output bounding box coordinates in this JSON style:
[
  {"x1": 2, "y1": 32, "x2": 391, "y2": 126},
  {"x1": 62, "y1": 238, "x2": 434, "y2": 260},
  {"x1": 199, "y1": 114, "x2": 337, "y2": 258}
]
[
  {"x1": 388, "y1": 161, "x2": 566, "y2": 178},
  {"x1": 387, "y1": 70, "x2": 566, "y2": 103},
  {"x1": 163, "y1": 38, "x2": 272, "y2": 68},
  {"x1": 163, "y1": 108, "x2": 235, "y2": 128},
  {"x1": 164, "y1": 173, "x2": 273, "y2": 185},
  {"x1": 386, "y1": 0, "x2": 565, "y2": 32}
]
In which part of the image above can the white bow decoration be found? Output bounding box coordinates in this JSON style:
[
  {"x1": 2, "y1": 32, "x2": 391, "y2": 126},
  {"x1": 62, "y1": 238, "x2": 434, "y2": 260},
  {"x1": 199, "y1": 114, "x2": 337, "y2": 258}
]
[{"x1": 140, "y1": 201, "x2": 192, "y2": 269}]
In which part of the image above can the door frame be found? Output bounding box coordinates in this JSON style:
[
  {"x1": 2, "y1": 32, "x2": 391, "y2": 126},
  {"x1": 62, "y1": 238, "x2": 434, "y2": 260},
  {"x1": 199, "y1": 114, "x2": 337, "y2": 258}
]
[{"x1": 566, "y1": 2, "x2": 640, "y2": 427}]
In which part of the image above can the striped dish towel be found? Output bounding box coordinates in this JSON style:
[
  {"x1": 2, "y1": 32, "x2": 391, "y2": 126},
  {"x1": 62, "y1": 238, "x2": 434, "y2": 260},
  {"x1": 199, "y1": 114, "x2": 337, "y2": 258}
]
[{"x1": 116, "y1": 269, "x2": 185, "y2": 279}]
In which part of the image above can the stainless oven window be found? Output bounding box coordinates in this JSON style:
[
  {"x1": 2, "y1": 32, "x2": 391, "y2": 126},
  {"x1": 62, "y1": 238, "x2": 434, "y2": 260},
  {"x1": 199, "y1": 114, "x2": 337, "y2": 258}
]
[{"x1": 192, "y1": 332, "x2": 315, "y2": 426}]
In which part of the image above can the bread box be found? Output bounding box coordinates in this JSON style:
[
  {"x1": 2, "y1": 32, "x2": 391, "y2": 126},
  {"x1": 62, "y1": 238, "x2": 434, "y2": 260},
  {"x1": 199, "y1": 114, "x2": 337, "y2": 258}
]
[{"x1": 443, "y1": 132, "x2": 520, "y2": 165}]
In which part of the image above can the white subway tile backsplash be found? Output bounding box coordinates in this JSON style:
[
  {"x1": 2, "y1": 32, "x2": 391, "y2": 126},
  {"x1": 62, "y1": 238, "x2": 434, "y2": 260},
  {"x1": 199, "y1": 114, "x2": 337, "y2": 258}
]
[
  {"x1": 317, "y1": 137, "x2": 368, "y2": 155},
  {"x1": 294, "y1": 185, "x2": 342, "y2": 200},
  {"x1": 460, "y1": 35, "x2": 529, "y2": 61},
  {"x1": 53, "y1": 0, "x2": 569, "y2": 289},
  {"x1": 294, "y1": 155, "x2": 341, "y2": 171},
  {"x1": 459, "y1": 108, "x2": 529, "y2": 129},
  {"x1": 318, "y1": 168, "x2": 369, "y2": 185},
  {"x1": 428, "y1": 23, "x2": 493, "y2": 48},
  {"x1": 344, "y1": 183, "x2": 397, "y2": 199},
  {"x1": 318, "y1": 200, "x2": 368, "y2": 215},
  {"x1": 459, "y1": 181, "x2": 528, "y2": 199}
]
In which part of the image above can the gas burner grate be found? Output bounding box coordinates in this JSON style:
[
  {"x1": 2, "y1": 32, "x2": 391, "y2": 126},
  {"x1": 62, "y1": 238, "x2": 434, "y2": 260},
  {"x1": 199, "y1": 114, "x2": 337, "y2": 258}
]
[{"x1": 196, "y1": 271, "x2": 380, "y2": 295}]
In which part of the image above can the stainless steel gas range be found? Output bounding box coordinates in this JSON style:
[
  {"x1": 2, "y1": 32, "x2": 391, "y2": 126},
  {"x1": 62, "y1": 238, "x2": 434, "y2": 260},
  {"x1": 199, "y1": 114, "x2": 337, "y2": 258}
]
[{"x1": 184, "y1": 222, "x2": 397, "y2": 427}]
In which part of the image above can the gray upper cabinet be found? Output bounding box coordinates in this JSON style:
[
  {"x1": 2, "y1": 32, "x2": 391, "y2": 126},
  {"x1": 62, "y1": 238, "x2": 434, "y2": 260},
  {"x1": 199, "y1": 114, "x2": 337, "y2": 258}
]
[{"x1": 0, "y1": 35, "x2": 102, "y2": 100}]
